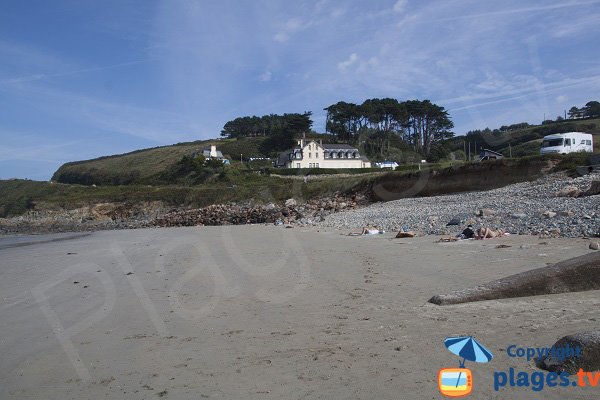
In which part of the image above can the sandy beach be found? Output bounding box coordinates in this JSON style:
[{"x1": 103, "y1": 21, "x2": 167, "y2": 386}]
[{"x1": 1, "y1": 225, "x2": 598, "y2": 399}]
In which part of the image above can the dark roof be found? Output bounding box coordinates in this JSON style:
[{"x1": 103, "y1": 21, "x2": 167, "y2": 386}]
[
  {"x1": 321, "y1": 144, "x2": 358, "y2": 150},
  {"x1": 480, "y1": 148, "x2": 503, "y2": 156}
]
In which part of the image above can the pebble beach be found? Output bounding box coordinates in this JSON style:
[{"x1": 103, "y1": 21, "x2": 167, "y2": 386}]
[{"x1": 319, "y1": 173, "x2": 600, "y2": 238}]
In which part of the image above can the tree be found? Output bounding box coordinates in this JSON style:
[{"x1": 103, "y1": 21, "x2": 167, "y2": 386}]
[
  {"x1": 568, "y1": 106, "x2": 582, "y2": 119},
  {"x1": 258, "y1": 112, "x2": 313, "y2": 155},
  {"x1": 404, "y1": 100, "x2": 454, "y2": 155},
  {"x1": 584, "y1": 101, "x2": 600, "y2": 118},
  {"x1": 361, "y1": 98, "x2": 407, "y2": 156},
  {"x1": 324, "y1": 102, "x2": 364, "y2": 142},
  {"x1": 221, "y1": 112, "x2": 312, "y2": 139}
]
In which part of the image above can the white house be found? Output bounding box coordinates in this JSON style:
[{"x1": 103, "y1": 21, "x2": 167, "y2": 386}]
[
  {"x1": 276, "y1": 138, "x2": 371, "y2": 169},
  {"x1": 202, "y1": 145, "x2": 224, "y2": 159},
  {"x1": 199, "y1": 145, "x2": 230, "y2": 164}
]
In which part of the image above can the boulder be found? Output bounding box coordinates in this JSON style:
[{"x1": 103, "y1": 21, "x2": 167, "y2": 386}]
[
  {"x1": 542, "y1": 211, "x2": 557, "y2": 218},
  {"x1": 285, "y1": 198, "x2": 297, "y2": 207},
  {"x1": 554, "y1": 186, "x2": 582, "y2": 198},
  {"x1": 583, "y1": 180, "x2": 600, "y2": 197},
  {"x1": 558, "y1": 210, "x2": 574, "y2": 217},
  {"x1": 590, "y1": 242, "x2": 600, "y2": 250},
  {"x1": 429, "y1": 251, "x2": 600, "y2": 305},
  {"x1": 446, "y1": 218, "x2": 460, "y2": 226},
  {"x1": 396, "y1": 231, "x2": 416, "y2": 238},
  {"x1": 478, "y1": 208, "x2": 496, "y2": 217},
  {"x1": 537, "y1": 331, "x2": 600, "y2": 374}
]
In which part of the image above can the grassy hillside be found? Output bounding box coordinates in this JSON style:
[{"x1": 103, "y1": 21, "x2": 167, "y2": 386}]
[
  {"x1": 3, "y1": 153, "x2": 592, "y2": 218},
  {"x1": 448, "y1": 118, "x2": 600, "y2": 157},
  {"x1": 52, "y1": 137, "x2": 266, "y2": 185},
  {"x1": 52, "y1": 118, "x2": 600, "y2": 187}
]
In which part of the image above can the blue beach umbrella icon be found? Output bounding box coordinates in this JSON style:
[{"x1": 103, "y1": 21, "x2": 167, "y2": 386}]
[
  {"x1": 444, "y1": 336, "x2": 493, "y2": 388},
  {"x1": 444, "y1": 336, "x2": 493, "y2": 366}
]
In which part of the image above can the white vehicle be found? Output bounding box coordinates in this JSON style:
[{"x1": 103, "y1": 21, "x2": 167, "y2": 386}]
[
  {"x1": 374, "y1": 160, "x2": 399, "y2": 169},
  {"x1": 540, "y1": 132, "x2": 593, "y2": 155}
]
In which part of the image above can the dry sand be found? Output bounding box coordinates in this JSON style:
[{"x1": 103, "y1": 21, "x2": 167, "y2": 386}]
[{"x1": 0, "y1": 226, "x2": 598, "y2": 399}]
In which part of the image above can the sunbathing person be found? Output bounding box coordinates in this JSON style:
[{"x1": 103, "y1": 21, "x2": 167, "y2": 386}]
[
  {"x1": 476, "y1": 227, "x2": 505, "y2": 239},
  {"x1": 348, "y1": 226, "x2": 384, "y2": 236},
  {"x1": 361, "y1": 226, "x2": 382, "y2": 235},
  {"x1": 457, "y1": 225, "x2": 475, "y2": 240}
]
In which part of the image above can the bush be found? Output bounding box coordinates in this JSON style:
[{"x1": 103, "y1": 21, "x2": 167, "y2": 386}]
[{"x1": 271, "y1": 167, "x2": 382, "y2": 176}]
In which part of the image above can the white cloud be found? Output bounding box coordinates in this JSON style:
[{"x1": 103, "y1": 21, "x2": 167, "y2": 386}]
[
  {"x1": 273, "y1": 32, "x2": 289, "y2": 43},
  {"x1": 285, "y1": 18, "x2": 303, "y2": 31},
  {"x1": 338, "y1": 53, "x2": 359, "y2": 71},
  {"x1": 393, "y1": 0, "x2": 408, "y2": 13},
  {"x1": 259, "y1": 70, "x2": 272, "y2": 82},
  {"x1": 555, "y1": 94, "x2": 568, "y2": 103}
]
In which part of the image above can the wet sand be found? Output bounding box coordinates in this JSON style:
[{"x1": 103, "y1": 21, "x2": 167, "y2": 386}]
[{"x1": 0, "y1": 226, "x2": 598, "y2": 399}]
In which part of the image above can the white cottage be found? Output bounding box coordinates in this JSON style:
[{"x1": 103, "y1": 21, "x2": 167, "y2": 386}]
[{"x1": 276, "y1": 138, "x2": 371, "y2": 169}]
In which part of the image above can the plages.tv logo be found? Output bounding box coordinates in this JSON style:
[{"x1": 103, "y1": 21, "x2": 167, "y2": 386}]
[{"x1": 438, "y1": 336, "x2": 494, "y2": 397}]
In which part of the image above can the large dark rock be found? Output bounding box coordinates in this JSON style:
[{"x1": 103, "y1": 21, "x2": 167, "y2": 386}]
[
  {"x1": 537, "y1": 331, "x2": 600, "y2": 374},
  {"x1": 429, "y1": 251, "x2": 600, "y2": 305},
  {"x1": 583, "y1": 180, "x2": 600, "y2": 196}
]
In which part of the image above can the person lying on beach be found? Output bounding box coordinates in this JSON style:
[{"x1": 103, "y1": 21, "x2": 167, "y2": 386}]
[
  {"x1": 362, "y1": 226, "x2": 383, "y2": 235},
  {"x1": 348, "y1": 226, "x2": 384, "y2": 236},
  {"x1": 456, "y1": 225, "x2": 475, "y2": 240},
  {"x1": 476, "y1": 227, "x2": 505, "y2": 239}
]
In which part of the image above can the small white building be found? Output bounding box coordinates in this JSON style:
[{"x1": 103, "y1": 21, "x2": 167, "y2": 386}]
[
  {"x1": 202, "y1": 145, "x2": 224, "y2": 159},
  {"x1": 276, "y1": 138, "x2": 371, "y2": 169},
  {"x1": 200, "y1": 145, "x2": 230, "y2": 164}
]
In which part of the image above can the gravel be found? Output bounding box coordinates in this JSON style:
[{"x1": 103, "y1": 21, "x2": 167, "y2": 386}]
[{"x1": 318, "y1": 172, "x2": 600, "y2": 238}]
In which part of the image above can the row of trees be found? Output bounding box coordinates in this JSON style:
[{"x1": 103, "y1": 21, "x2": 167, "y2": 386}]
[
  {"x1": 324, "y1": 98, "x2": 454, "y2": 156},
  {"x1": 220, "y1": 99, "x2": 454, "y2": 157},
  {"x1": 567, "y1": 101, "x2": 600, "y2": 120},
  {"x1": 220, "y1": 112, "x2": 313, "y2": 154},
  {"x1": 221, "y1": 113, "x2": 312, "y2": 139}
]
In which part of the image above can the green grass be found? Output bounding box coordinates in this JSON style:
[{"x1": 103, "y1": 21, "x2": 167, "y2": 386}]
[{"x1": 51, "y1": 137, "x2": 267, "y2": 185}]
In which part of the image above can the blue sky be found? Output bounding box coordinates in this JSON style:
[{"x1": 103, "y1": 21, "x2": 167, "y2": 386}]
[{"x1": 1, "y1": 0, "x2": 599, "y2": 180}]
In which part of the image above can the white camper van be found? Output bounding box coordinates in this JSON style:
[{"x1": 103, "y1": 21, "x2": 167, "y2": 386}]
[{"x1": 540, "y1": 132, "x2": 593, "y2": 155}]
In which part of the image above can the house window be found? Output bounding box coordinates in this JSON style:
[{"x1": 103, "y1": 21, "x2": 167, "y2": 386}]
[
  {"x1": 316, "y1": 152, "x2": 319, "y2": 158},
  {"x1": 316, "y1": 163, "x2": 319, "y2": 168},
  {"x1": 309, "y1": 152, "x2": 312, "y2": 158},
  {"x1": 296, "y1": 163, "x2": 300, "y2": 168}
]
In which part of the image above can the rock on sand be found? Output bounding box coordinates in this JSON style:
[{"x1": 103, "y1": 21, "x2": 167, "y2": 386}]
[
  {"x1": 429, "y1": 251, "x2": 600, "y2": 305},
  {"x1": 537, "y1": 331, "x2": 600, "y2": 374}
]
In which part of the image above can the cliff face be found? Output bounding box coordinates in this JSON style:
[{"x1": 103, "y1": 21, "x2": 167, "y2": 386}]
[{"x1": 369, "y1": 159, "x2": 553, "y2": 202}]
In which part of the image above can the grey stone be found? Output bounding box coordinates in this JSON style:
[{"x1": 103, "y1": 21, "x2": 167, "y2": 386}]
[
  {"x1": 446, "y1": 218, "x2": 460, "y2": 226},
  {"x1": 537, "y1": 331, "x2": 600, "y2": 374},
  {"x1": 429, "y1": 251, "x2": 600, "y2": 305},
  {"x1": 478, "y1": 208, "x2": 496, "y2": 217},
  {"x1": 511, "y1": 213, "x2": 527, "y2": 219}
]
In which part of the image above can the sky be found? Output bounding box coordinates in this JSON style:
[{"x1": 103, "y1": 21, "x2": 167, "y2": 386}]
[{"x1": 1, "y1": 0, "x2": 600, "y2": 180}]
